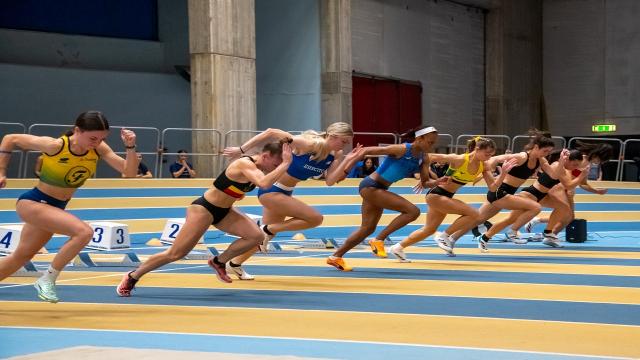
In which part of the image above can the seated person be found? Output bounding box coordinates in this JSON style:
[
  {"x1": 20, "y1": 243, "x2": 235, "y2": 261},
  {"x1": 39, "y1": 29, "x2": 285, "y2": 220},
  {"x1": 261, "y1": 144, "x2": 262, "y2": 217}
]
[
  {"x1": 170, "y1": 150, "x2": 196, "y2": 178},
  {"x1": 123, "y1": 153, "x2": 152, "y2": 178},
  {"x1": 353, "y1": 157, "x2": 378, "y2": 178}
]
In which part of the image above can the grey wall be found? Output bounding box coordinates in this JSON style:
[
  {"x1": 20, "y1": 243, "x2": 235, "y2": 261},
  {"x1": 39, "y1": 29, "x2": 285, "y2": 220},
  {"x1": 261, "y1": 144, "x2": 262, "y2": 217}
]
[
  {"x1": 255, "y1": 0, "x2": 322, "y2": 131},
  {"x1": 0, "y1": 63, "x2": 191, "y2": 177},
  {"x1": 351, "y1": 0, "x2": 485, "y2": 137},
  {"x1": 544, "y1": 0, "x2": 640, "y2": 136},
  {"x1": 0, "y1": 0, "x2": 191, "y2": 178}
]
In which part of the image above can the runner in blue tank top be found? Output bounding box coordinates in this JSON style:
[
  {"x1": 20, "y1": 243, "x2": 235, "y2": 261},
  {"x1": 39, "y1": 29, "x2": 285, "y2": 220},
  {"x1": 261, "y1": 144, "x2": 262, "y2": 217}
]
[
  {"x1": 326, "y1": 126, "x2": 443, "y2": 272},
  {"x1": 222, "y1": 123, "x2": 360, "y2": 279}
]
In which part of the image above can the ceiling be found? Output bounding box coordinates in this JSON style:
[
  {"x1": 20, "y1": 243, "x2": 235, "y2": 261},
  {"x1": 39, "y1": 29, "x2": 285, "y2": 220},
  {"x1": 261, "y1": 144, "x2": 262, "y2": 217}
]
[{"x1": 446, "y1": 0, "x2": 501, "y2": 10}]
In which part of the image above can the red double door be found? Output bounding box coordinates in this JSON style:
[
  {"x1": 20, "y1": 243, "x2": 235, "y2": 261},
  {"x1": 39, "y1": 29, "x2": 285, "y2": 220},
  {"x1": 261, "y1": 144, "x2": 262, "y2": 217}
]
[{"x1": 351, "y1": 75, "x2": 422, "y2": 147}]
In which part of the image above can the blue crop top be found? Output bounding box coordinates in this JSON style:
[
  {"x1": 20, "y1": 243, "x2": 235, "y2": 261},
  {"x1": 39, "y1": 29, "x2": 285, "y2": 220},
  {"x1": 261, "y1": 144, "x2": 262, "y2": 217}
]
[
  {"x1": 286, "y1": 153, "x2": 335, "y2": 180},
  {"x1": 375, "y1": 143, "x2": 422, "y2": 183}
]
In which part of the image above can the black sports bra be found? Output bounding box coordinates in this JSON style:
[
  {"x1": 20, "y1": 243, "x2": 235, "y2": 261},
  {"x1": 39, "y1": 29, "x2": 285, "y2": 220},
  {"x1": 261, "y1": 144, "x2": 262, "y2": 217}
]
[
  {"x1": 536, "y1": 171, "x2": 560, "y2": 189},
  {"x1": 213, "y1": 156, "x2": 257, "y2": 198},
  {"x1": 508, "y1": 152, "x2": 539, "y2": 180}
]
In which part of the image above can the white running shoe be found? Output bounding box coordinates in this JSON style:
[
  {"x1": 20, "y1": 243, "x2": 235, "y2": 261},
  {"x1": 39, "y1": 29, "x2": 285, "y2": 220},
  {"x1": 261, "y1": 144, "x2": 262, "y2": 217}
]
[
  {"x1": 390, "y1": 243, "x2": 411, "y2": 263},
  {"x1": 434, "y1": 233, "x2": 453, "y2": 253},
  {"x1": 258, "y1": 227, "x2": 275, "y2": 253},
  {"x1": 226, "y1": 263, "x2": 255, "y2": 280},
  {"x1": 528, "y1": 233, "x2": 544, "y2": 242},
  {"x1": 505, "y1": 229, "x2": 528, "y2": 245},
  {"x1": 525, "y1": 217, "x2": 540, "y2": 233},
  {"x1": 34, "y1": 277, "x2": 59, "y2": 303},
  {"x1": 542, "y1": 233, "x2": 563, "y2": 248},
  {"x1": 446, "y1": 235, "x2": 457, "y2": 257},
  {"x1": 477, "y1": 235, "x2": 489, "y2": 252}
]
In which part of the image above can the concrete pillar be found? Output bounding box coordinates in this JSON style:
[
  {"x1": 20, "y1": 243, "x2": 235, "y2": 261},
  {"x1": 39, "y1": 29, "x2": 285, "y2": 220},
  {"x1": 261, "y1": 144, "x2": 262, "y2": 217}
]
[
  {"x1": 485, "y1": 0, "x2": 542, "y2": 143},
  {"x1": 188, "y1": 0, "x2": 256, "y2": 177},
  {"x1": 320, "y1": 0, "x2": 352, "y2": 130}
]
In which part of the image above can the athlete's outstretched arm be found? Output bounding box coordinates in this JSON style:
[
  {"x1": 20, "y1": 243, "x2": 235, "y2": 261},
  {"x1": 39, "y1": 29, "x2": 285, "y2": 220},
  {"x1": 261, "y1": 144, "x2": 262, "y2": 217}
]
[
  {"x1": 237, "y1": 144, "x2": 293, "y2": 189},
  {"x1": 97, "y1": 129, "x2": 139, "y2": 178},
  {"x1": 482, "y1": 158, "x2": 518, "y2": 192},
  {"x1": 0, "y1": 134, "x2": 62, "y2": 188},
  {"x1": 223, "y1": 128, "x2": 294, "y2": 158}
]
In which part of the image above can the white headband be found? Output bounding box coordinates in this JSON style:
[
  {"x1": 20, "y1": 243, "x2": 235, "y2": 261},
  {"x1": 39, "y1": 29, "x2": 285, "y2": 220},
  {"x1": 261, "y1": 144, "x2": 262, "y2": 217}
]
[{"x1": 415, "y1": 126, "x2": 438, "y2": 137}]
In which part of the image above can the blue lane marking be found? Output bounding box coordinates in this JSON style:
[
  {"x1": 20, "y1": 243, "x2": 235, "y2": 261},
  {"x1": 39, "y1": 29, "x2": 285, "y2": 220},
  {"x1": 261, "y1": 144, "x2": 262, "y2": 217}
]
[
  {"x1": 3, "y1": 203, "x2": 640, "y2": 223},
  {"x1": 44, "y1": 260, "x2": 640, "y2": 288},
  {"x1": 0, "y1": 328, "x2": 607, "y2": 360},
  {"x1": 288, "y1": 251, "x2": 640, "y2": 266},
  {"x1": 2, "y1": 286, "x2": 639, "y2": 326},
  {"x1": 2, "y1": 185, "x2": 640, "y2": 198},
  {"x1": 31, "y1": 227, "x2": 640, "y2": 252}
]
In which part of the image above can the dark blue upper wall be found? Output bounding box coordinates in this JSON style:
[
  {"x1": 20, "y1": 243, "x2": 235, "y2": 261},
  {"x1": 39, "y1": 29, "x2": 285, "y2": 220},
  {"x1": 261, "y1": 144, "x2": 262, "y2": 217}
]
[{"x1": 0, "y1": 0, "x2": 158, "y2": 40}]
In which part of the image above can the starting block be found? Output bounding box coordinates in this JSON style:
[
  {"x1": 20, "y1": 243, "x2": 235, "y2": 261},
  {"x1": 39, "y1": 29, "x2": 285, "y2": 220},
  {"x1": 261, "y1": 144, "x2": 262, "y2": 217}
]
[
  {"x1": 0, "y1": 224, "x2": 24, "y2": 254},
  {"x1": 265, "y1": 241, "x2": 282, "y2": 252},
  {"x1": 161, "y1": 218, "x2": 204, "y2": 244},
  {"x1": 71, "y1": 252, "x2": 141, "y2": 267},
  {"x1": 87, "y1": 222, "x2": 130, "y2": 250},
  {"x1": 13, "y1": 261, "x2": 42, "y2": 277},
  {"x1": 0, "y1": 252, "x2": 42, "y2": 277},
  {"x1": 294, "y1": 238, "x2": 337, "y2": 249},
  {"x1": 182, "y1": 246, "x2": 220, "y2": 260}
]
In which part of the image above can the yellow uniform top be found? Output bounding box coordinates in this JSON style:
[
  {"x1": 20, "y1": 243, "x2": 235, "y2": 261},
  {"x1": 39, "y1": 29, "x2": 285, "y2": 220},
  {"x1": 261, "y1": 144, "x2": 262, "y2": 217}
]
[
  {"x1": 39, "y1": 135, "x2": 99, "y2": 188},
  {"x1": 448, "y1": 152, "x2": 483, "y2": 185}
]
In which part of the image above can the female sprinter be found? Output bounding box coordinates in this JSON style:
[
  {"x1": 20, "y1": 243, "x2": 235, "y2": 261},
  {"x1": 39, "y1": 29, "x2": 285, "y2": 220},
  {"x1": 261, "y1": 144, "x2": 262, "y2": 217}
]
[
  {"x1": 524, "y1": 142, "x2": 613, "y2": 242},
  {"x1": 390, "y1": 137, "x2": 518, "y2": 261},
  {"x1": 116, "y1": 142, "x2": 292, "y2": 296},
  {"x1": 449, "y1": 130, "x2": 557, "y2": 252},
  {"x1": 326, "y1": 126, "x2": 442, "y2": 272},
  {"x1": 0, "y1": 111, "x2": 138, "y2": 303},
  {"x1": 219, "y1": 122, "x2": 359, "y2": 280}
]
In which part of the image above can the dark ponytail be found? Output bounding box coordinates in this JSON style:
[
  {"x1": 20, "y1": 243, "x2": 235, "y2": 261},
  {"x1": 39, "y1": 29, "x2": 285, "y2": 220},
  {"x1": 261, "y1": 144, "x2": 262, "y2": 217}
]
[
  {"x1": 547, "y1": 149, "x2": 582, "y2": 164},
  {"x1": 65, "y1": 111, "x2": 109, "y2": 136},
  {"x1": 524, "y1": 128, "x2": 554, "y2": 151},
  {"x1": 262, "y1": 142, "x2": 283, "y2": 156},
  {"x1": 574, "y1": 140, "x2": 614, "y2": 162}
]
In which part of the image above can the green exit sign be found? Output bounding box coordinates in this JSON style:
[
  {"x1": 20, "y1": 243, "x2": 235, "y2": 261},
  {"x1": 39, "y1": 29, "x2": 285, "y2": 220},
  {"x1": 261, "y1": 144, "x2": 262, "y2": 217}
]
[{"x1": 592, "y1": 124, "x2": 616, "y2": 133}]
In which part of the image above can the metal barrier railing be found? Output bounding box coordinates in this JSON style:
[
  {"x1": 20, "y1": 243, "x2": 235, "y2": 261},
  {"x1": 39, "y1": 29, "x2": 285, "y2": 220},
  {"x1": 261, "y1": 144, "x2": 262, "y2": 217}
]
[
  {"x1": 620, "y1": 139, "x2": 640, "y2": 181},
  {"x1": 511, "y1": 135, "x2": 566, "y2": 153},
  {"x1": 0, "y1": 122, "x2": 27, "y2": 178},
  {"x1": 160, "y1": 128, "x2": 222, "y2": 178},
  {"x1": 456, "y1": 134, "x2": 511, "y2": 154},
  {"x1": 98, "y1": 125, "x2": 160, "y2": 178},
  {"x1": 434, "y1": 133, "x2": 454, "y2": 153},
  {"x1": 568, "y1": 137, "x2": 624, "y2": 181},
  {"x1": 4, "y1": 121, "x2": 637, "y2": 181},
  {"x1": 24, "y1": 124, "x2": 161, "y2": 178},
  {"x1": 353, "y1": 131, "x2": 399, "y2": 145}
]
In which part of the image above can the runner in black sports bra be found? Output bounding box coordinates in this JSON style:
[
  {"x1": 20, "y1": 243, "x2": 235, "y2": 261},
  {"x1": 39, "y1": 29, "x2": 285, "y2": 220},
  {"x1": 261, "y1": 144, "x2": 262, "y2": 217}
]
[
  {"x1": 447, "y1": 130, "x2": 557, "y2": 252},
  {"x1": 117, "y1": 142, "x2": 292, "y2": 297}
]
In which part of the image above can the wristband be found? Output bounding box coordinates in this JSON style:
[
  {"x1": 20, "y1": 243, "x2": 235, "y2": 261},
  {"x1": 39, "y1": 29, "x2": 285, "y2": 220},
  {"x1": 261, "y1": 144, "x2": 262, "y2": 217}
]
[
  {"x1": 0, "y1": 150, "x2": 12, "y2": 154},
  {"x1": 125, "y1": 145, "x2": 136, "y2": 149},
  {"x1": 240, "y1": 146, "x2": 245, "y2": 154}
]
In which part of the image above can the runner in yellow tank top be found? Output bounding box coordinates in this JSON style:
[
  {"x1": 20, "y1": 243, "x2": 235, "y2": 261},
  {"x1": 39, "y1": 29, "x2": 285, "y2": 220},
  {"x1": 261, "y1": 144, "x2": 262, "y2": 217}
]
[
  {"x1": 38, "y1": 135, "x2": 100, "y2": 188},
  {"x1": 0, "y1": 111, "x2": 139, "y2": 303},
  {"x1": 390, "y1": 137, "x2": 518, "y2": 260}
]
